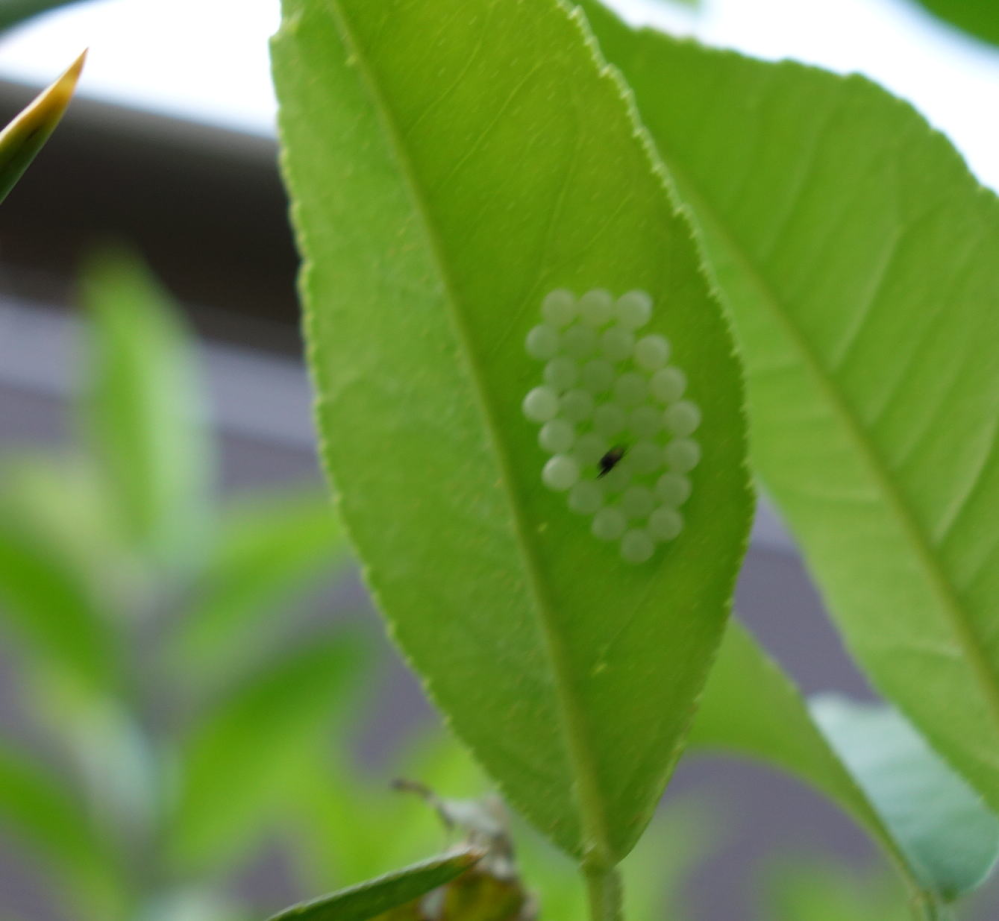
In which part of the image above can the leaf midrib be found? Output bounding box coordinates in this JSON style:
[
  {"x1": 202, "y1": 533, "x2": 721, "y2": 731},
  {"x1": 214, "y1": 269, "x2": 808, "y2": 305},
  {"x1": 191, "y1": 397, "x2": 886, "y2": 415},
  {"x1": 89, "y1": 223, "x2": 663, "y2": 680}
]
[
  {"x1": 328, "y1": 0, "x2": 612, "y2": 862},
  {"x1": 656, "y1": 130, "x2": 999, "y2": 755}
]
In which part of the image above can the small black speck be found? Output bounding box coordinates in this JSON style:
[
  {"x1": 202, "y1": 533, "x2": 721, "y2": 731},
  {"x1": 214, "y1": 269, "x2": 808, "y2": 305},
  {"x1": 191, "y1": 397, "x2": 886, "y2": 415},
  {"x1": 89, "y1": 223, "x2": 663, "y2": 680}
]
[{"x1": 598, "y1": 446, "x2": 626, "y2": 478}]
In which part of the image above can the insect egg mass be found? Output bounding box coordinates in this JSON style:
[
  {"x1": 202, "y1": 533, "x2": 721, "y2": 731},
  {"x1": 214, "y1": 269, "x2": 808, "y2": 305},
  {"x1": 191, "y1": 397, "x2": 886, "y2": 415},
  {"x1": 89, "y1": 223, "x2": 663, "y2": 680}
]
[{"x1": 522, "y1": 289, "x2": 701, "y2": 564}]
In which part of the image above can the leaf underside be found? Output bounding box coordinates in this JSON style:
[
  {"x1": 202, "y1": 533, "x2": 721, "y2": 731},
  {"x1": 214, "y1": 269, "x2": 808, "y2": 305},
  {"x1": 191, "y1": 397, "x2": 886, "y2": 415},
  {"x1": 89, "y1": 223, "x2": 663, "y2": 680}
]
[
  {"x1": 577, "y1": 0, "x2": 999, "y2": 817},
  {"x1": 813, "y1": 696, "x2": 999, "y2": 900},
  {"x1": 272, "y1": 0, "x2": 751, "y2": 862},
  {"x1": 691, "y1": 620, "x2": 999, "y2": 901}
]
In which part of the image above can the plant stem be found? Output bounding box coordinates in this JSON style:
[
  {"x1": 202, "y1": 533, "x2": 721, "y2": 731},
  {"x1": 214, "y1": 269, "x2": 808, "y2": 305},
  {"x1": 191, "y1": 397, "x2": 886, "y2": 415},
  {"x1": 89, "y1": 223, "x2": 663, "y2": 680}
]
[
  {"x1": 910, "y1": 893, "x2": 954, "y2": 921},
  {"x1": 584, "y1": 864, "x2": 624, "y2": 921}
]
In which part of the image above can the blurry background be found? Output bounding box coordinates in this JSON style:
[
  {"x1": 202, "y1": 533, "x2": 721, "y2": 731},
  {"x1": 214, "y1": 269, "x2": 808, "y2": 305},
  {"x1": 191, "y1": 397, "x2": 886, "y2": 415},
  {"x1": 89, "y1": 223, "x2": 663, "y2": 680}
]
[{"x1": 1, "y1": 1, "x2": 998, "y2": 919}]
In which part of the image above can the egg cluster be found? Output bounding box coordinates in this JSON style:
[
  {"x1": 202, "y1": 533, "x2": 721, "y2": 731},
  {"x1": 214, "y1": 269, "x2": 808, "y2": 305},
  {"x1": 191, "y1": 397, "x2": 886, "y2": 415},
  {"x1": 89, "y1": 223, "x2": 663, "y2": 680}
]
[{"x1": 521, "y1": 288, "x2": 700, "y2": 564}]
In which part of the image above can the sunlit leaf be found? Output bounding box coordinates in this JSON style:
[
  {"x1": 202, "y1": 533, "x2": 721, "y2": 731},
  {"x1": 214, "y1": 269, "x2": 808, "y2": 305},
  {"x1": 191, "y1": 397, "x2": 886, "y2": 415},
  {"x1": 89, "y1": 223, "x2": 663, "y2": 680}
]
[
  {"x1": 0, "y1": 50, "x2": 83, "y2": 204},
  {"x1": 577, "y1": 0, "x2": 999, "y2": 822},
  {"x1": 272, "y1": 0, "x2": 751, "y2": 864},
  {"x1": 909, "y1": 0, "x2": 999, "y2": 49},
  {"x1": 266, "y1": 851, "x2": 481, "y2": 921}
]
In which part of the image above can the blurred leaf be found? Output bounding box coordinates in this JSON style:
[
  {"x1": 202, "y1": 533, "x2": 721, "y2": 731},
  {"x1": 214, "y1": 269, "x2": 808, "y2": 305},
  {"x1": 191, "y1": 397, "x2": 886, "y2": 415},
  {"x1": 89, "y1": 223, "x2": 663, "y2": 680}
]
[
  {"x1": 0, "y1": 0, "x2": 89, "y2": 32},
  {"x1": 577, "y1": 0, "x2": 999, "y2": 835},
  {"x1": 292, "y1": 716, "x2": 711, "y2": 921},
  {"x1": 0, "y1": 456, "x2": 151, "y2": 635},
  {"x1": 169, "y1": 490, "x2": 349, "y2": 686},
  {"x1": 762, "y1": 859, "x2": 911, "y2": 921},
  {"x1": 0, "y1": 505, "x2": 118, "y2": 696},
  {"x1": 273, "y1": 0, "x2": 751, "y2": 864},
  {"x1": 689, "y1": 621, "x2": 998, "y2": 906},
  {"x1": 136, "y1": 888, "x2": 248, "y2": 921},
  {"x1": 619, "y1": 798, "x2": 712, "y2": 921},
  {"x1": 169, "y1": 634, "x2": 367, "y2": 872},
  {"x1": 909, "y1": 0, "x2": 999, "y2": 49},
  {"x1": 81, "y1": 253, "x2": 212, "y2": 574},
  {"x1": 0, "y1": 744, "x2": 122, "y2": 919},
  {"x1": 266, "y1": 851, "x2": 481, "y2": 921},
  {"x1": 688, "y1": 622, "x2": 916, "y2": 887},
  {"x1": 0, "y1": 50, "x2": 83, "y2": 204},
  {"x1": 287, "y1": 726, "x2": 490, "y2": 894},
  {"x1": 516, "y1": 794, "x2": 712, "y2": 921},
  {"x1": 67, "y1": 701, "x2": 161, "y2": 858},
  {"x1": 812, "y1": 697, "x2": 999, "y2": 901}
]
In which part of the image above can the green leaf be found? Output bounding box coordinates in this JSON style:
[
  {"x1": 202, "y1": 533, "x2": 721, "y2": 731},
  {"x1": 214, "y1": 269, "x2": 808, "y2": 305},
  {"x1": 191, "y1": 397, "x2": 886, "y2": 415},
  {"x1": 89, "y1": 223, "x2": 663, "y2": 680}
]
[
  {"x1": 0, "y1": 458, "x2": 123, "y2": 604},
  {"x1": 0, "y1": 503, "x2": 118, "y2": 696},
  {"x1": 169, "y1": 490, "x2": 348, "y2": 687},
  {"x1": 266, "y1": 851, "x2": 481, "y2": 921},
  {"x1": 0, "y1": 745, "x2": 122, "y2": 919},
  {"x1": 0, "y1": 51, "x2": 83, "y2": 204},
  {"x1": 761, "y1": 859, "x2": 911, "y2": 921},
  {"x1": 0, "y1": 0, "x2": 89, "y2": 33},
  {"x1": 81, "y1": 252, "x2": 212, "y2": 573},
  {"x1": 909, "y1": 0, "x2": 999, "y2": 49},
  {"x1": 272, "y1": 0, "x2": 751, "y2": 866},
  {"x1": 688, "y1": 622, "x2": 913, "y2": 887},
  {"x1": 575, "y1": 0, "x2": 999, "y2": 821},
  {"x1": 812, "y1": 696, "x2": 999, "y2": 901},
  {"x1": 168, "y1": 635, "x2": 366, "y2": 872},
  {"x1": 689, "y1": 621, "x2": 999, "y2": 903}
]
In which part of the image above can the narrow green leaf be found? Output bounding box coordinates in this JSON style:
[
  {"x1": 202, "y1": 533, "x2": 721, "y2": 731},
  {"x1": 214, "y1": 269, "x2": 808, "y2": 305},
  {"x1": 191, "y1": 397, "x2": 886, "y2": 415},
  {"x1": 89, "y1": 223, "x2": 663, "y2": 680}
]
[
  {"x1": 169, "y1": 635, "x2": 365, "y2": 871},
  {"x1": 266, "y1": 851, "x2": 480, "y2": 921},
  {"x1": 0, "y1": 504, "x2": 118, "y2": 696},
  {"x1": 690, "y1": 621, "x2": 998, "y2": 902},
  {"x1": 169, "y1": 490, "x2": 348, "y2": 686},
  {"x1": 909, "y1": 0, "x2": 999, "y2": 49},
  {"x1": 812, "y1": 697, "x2": 999, "y2": 901},
  {"x1": 576, "y1": 0, "x2": 999, "y2": 819},
  {"x1": 272, "y1": 0, "x2": 751, "y2": 865},
  {"x1": 81, "y1": 253, "x2": 212, "y2": 573},
  {"x1": 0, "y1": 50, "x2": 84, "y2": 204},
  {"x1": 0, "y1": 745, "x2": 121, "y2": 919}
]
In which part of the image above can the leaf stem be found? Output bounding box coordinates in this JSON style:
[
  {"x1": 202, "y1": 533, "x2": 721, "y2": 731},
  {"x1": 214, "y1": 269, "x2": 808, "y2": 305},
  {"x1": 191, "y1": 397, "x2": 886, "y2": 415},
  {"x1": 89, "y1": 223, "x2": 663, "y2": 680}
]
[
  {"x1": 910, "y1": 893, "x2": 954, "y2": 921},
  {"x1": 584, "y1": 864, "x2": 624, "y2": 921}
]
